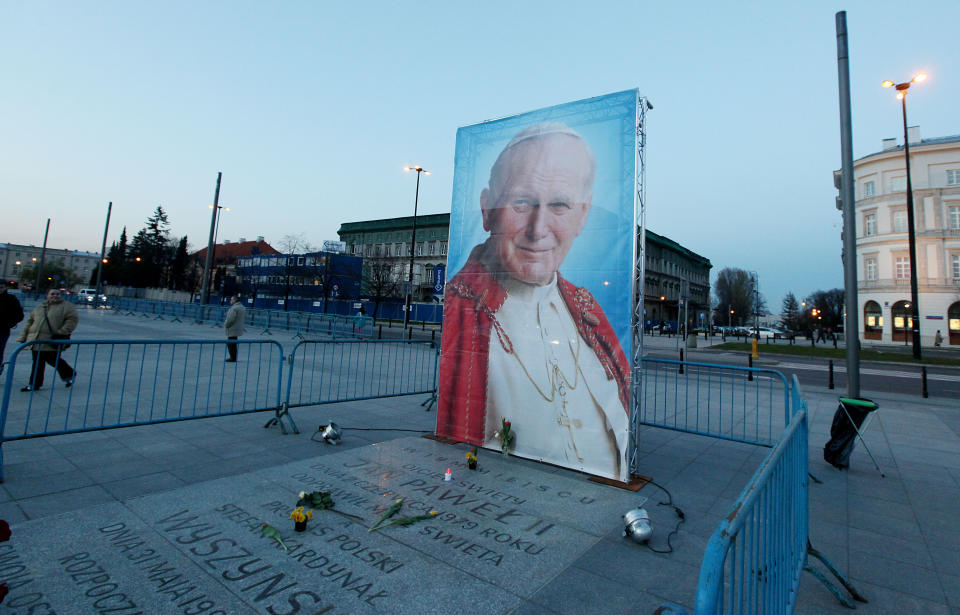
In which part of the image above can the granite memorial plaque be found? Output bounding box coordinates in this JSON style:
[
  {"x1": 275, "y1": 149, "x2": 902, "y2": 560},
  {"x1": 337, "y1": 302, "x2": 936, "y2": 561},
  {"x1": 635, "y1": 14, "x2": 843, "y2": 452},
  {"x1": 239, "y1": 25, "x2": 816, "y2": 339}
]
[{"x1": 2, "y1": 437, "x2": 644, "y2": 614}]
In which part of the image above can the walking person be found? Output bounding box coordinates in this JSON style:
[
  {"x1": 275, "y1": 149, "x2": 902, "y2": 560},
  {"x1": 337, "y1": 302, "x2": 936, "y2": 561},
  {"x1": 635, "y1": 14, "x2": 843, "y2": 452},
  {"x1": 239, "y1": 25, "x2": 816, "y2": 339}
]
[
  {"x1": 935, "y1": 330, "x2": 944, "y2": 347},
  {"x1": 0, "y1": 281, "x2": 24, "y2": 375},
  {"x1": 17, "y1": 288, "x2": 78, "y2": 391},
  {"x1": 224, "y1": 294, "x2": 246, "y2": 363}
]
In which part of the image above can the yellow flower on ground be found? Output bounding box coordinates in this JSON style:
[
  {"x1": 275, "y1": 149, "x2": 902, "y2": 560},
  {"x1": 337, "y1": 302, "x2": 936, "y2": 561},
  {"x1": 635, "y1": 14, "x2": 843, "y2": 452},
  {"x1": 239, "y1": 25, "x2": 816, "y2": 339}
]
[{"x1": 290, "y1": 506, "x2": 313, "y2": 523}]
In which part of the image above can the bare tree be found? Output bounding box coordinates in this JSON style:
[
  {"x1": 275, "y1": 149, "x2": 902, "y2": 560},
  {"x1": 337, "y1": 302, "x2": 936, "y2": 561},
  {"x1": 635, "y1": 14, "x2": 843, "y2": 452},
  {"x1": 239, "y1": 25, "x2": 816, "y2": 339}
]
[
  {"x1": 361, "y1": 257, "x2": 401, "y2": 319},
  {"x1": 712, "y1": 267, "x2": 766, "y2": 327},
  {"x1": 275, "y1": 234, "x2": 317, "y2": 311}
]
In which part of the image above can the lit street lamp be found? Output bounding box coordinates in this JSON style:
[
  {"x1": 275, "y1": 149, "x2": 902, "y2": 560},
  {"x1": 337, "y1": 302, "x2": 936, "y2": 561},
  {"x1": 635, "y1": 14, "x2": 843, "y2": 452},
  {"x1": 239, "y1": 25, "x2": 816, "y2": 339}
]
[
  {"x1": 403, "y1": 165, "x2": 429, "y2": 329},
  {"x1": 882, "y1": 72, "x2": 926, "y2": 359}
]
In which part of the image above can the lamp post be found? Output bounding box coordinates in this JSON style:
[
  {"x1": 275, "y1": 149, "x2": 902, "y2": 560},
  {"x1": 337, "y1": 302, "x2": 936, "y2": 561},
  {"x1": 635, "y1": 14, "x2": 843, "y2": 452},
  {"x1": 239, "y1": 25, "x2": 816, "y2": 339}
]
[
  {"x1": 200, "y1": 172, "x2": 223, "y2": 306},
  {"x1": 34, "y1": 219, "x2": 50, "y2": 295},
  {"x1": 749, "y1": 271, "x2": 760, "y2": 338},
  {"x1": 883, "y1": 73, "x2": 926, "y2": 359},
  {"x1": 403, "y1": 165, "x2": 429, "y2": 329},
  {"x1": 95, "y1": 201, "x2": 112, "y2": 305}
]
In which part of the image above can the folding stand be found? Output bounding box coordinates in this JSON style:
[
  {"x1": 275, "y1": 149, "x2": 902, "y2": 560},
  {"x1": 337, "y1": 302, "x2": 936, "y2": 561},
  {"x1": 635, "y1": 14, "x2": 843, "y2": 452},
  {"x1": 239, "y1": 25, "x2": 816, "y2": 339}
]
[{"x1": 837, "y1": 397, "x2": 884, "y2": 477}]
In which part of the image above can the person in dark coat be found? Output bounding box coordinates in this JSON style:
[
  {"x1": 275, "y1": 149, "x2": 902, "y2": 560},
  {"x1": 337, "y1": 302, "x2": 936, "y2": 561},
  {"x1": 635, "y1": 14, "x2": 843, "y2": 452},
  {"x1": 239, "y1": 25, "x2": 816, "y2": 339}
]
[{"x1": 0, "y1": 281, "x2": 24, "y2": 375}]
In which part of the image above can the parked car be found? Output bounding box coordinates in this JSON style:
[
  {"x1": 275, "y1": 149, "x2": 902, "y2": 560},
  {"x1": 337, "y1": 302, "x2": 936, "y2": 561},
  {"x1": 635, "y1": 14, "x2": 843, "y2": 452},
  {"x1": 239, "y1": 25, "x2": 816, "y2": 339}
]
[
  {"x1": 77, "y1": 288, "x2": 107, "y2": 304},
  {"x1": 752, "y1": 327, "x2": 794, "y2": 340}
]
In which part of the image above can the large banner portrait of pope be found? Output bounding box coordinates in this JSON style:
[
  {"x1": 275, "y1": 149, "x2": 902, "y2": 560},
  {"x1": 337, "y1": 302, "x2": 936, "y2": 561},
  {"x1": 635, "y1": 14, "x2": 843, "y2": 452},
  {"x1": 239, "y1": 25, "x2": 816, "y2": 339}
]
[{"x1": 437, "y1": 90, "x2": 639, "y2": 482}]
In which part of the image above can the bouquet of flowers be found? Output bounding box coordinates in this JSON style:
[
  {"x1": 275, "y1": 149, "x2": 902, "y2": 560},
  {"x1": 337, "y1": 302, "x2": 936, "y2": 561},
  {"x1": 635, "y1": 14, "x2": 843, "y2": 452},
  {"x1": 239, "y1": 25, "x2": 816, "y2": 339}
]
[
  {"x1": 466, "y1": 447, "x2": 478, "y2": 470},
  {"x1": 494, "y1": 417, "x2": 515, "y2": 454}
]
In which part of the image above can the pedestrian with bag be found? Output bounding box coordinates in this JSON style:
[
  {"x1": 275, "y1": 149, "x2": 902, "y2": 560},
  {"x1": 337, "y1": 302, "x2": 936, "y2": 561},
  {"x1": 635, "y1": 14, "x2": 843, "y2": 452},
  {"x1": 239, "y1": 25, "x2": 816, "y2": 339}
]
[
  {"x1": 224, "y1": 294, "x2": 246, "y2": 363},
  {"x1": 0, "y1": 281, "x2": 25, "y2": 375},
  {"x1": 17, "y1": 288, "x2": 78, "y2": 391}
]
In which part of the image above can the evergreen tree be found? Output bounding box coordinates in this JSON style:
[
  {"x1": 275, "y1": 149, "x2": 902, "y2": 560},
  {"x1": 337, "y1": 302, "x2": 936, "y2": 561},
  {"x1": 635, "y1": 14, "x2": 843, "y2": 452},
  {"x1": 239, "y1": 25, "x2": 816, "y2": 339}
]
[
  {"x1": 781, "y1": 292, "x2": 800, "y2": 332},
  {"x1": 169, "y1": 236, "x2": 189, "y2": 290},
  {"x1": 117, "y1": 227, "x2": 128, "y2": 263},
  {"x1": 103, "y1": 226, "x2": 129, "y2": 286},
  {"x1": 128, "y1": 207, "x2": 173, "y2": 288}
]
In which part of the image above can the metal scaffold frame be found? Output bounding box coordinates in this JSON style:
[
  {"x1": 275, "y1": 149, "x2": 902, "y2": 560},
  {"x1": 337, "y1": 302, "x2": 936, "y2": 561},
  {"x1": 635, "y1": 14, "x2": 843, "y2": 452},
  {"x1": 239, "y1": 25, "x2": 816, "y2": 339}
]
[{"x1": 629, "y1": 94, "x2": 650, "y2": 477}]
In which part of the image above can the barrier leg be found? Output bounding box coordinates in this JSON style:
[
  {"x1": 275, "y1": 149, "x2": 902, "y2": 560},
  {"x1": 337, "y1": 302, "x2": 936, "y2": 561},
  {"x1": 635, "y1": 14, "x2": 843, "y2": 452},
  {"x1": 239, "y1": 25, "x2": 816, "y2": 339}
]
[
  {"x1": 806, "y1": 541, "x2": 868, "y2": 605},
  {"x1": 421, "y1": 390, "x2": 437, "y2": 411},
  {"x1": 264, "y1": 401, "x2": 300, "y2": 435}
]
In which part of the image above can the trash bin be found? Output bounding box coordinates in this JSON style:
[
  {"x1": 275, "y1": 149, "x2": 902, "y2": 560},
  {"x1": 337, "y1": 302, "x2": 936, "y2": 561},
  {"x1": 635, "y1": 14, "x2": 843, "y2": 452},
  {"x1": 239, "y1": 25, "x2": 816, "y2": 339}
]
[
  {"x1": 823, "y1": 397, "x2": 879, "y2": 469},
  {"x1": 686, "y1": 334, "x2": 697, "y2": 349}
]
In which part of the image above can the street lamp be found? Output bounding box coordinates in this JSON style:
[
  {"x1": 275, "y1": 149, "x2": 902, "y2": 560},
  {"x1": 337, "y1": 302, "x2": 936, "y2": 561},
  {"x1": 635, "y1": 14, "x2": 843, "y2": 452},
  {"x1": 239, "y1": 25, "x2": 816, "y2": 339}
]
[
  {"x1": 882, "y1": 73, "x2": 926, "y2": 359},
  {"x1": 200, "y1": 172, "x2": 223, "y2": 306},
  {"x1": 403, "y1": 165, "x2": 429, "y2": 329}
]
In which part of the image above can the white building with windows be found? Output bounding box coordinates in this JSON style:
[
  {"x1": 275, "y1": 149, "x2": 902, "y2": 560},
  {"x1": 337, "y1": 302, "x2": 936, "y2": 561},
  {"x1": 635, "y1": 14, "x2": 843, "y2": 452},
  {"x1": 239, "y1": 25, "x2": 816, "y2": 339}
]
[{"x1": 851, "y1": 129, "x2": 960, "y2": 346}]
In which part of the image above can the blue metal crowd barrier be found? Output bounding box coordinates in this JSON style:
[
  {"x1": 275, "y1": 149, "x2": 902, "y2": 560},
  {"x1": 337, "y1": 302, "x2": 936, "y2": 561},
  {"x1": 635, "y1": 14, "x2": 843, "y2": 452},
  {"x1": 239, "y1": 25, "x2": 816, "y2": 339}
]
[
  {"x1": 639, "y1": 358, "x2": 791, "y2": 447},
  {"x1": 0, "y1": 338, "x2": 290, "y2": 481},
  {"x1": 284, "y1": 339, "x2": 439, "y2": 410},
  {"x1": 0, "y1": 336, "x2": 438, "y2": 480},
  {"x1": 662, "y1": 375, "x2": 816, "y2": 615}
]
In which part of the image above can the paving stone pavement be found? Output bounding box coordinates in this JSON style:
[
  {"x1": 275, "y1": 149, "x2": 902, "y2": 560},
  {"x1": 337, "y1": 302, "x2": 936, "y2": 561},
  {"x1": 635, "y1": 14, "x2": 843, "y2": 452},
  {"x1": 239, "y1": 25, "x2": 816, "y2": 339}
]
[{"x1": 0, "y1": 306, "x2": 957, "y2": 613}]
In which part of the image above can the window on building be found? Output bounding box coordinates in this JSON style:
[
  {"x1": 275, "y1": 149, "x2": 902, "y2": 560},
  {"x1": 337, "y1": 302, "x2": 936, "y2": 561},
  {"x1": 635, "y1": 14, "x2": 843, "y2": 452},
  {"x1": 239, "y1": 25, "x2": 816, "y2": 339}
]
[
  {"x1": 892, "y1": 210, "x2": 907, "y2": 232},
  {"x1": 865, "y1": 258, "x2": 877, "y2": 280},
  {"x1": 393, "y1": 243, "x2": 400, "y2": 256},
  {"x1": 428, "y1": 242, "x2": 436, "y2": 256},
  {"x1": 895, "y1": 256, "x2": 911, "y2": 279},
  {"x1": 440, "y1": 241, "x2": 447, "y2": 256},
  {"x1": 864, "y1": 213, "x2": 877, "y2": 236},
  {"x1": 947, "y1": 170, "x2": 960, "y2": 186},
  {"x1": 374, "y1": 245, "x2": 382, "y2": 256},
  {"x1": 890, "y1": 177, "x2": 906, "y2": 192},
  {"x1": 297, "y1": 257, "x2": 304, "y2": 266},
  {"x1": 416, "y1": 242, "x2": 424, "y2": 256},
  {"x1": 952, "y1": 254, "x2": 960, "y2": 280},
  {"x1": 949, "y1": 206, "x2": 960, "y2": 230},
  {"x1": 863, "y1": 181, "x2": 875, "y2": 197}
]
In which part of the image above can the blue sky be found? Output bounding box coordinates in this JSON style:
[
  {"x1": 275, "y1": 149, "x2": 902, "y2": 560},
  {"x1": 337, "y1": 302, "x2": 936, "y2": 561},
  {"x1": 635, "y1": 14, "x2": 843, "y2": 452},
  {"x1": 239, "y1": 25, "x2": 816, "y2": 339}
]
[{"x1": 2, "y1": 1, "x2": 957, "y2": 311}]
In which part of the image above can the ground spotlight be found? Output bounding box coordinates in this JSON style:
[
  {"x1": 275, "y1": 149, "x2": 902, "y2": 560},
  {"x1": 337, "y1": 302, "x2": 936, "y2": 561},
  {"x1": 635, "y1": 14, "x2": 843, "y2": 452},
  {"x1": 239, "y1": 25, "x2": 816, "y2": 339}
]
[{"x1": 319, "y1": 422, "x2": 342, "y2": 445}]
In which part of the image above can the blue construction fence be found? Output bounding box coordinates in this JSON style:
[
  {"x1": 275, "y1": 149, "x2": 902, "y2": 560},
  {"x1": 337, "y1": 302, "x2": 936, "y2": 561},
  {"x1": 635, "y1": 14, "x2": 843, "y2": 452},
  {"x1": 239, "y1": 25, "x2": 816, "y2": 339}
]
[
  {"x1": 68, "y1": 293, "x2": 446, "y2": 324},
  {"x1": 94, "y1": 297, "x2": 376, "y2": 339}
]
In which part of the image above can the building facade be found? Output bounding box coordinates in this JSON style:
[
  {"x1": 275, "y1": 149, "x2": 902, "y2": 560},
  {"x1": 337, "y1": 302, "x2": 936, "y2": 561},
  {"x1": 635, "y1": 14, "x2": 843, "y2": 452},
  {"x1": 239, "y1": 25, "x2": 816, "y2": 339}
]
[
  {"x1": 338, "y1": 214, "x2": 712, "y2": 327},
  {"x1": 337, "y1": 214, "x2": 450, "y2": 303},
  {"x1": 642, "y1": 230, "x2": 712, "y2": 331},
  {"x1": 0, "y1": 243, "x2": 99, "y2": 289},
  {"x1": 235, "y1": 251, "x2": 362, "y2": 305},
  {"x1": 851, "y1": 130, "x2": 960, "y2": 346},
  {"x1": 190, "y1": 236, "x2": 279, "y2": 297}
]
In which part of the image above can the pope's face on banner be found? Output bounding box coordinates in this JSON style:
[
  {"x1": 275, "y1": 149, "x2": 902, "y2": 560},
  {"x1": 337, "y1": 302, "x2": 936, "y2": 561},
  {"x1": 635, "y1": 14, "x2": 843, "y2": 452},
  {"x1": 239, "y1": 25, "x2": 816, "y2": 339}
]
[{"x1": 480, "y1": 135, "x2": 592, "y2": 286}]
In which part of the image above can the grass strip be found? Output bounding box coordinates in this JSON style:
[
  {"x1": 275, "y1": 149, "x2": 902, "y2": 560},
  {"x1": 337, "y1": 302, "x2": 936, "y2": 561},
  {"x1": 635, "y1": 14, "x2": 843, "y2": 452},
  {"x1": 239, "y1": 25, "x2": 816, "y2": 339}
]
[{"x1": 709, "y1": 342, "x2": 960, "y2": 367}]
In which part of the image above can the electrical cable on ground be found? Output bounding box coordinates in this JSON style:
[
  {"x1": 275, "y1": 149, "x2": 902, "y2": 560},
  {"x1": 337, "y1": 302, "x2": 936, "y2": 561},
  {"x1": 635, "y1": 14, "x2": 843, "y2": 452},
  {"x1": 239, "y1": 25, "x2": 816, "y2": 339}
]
[
  {"x1": 643, "y1": 479, "x2": 686, "y2": 554},
  {"x1": 309, "y1": 426, "x2": 432, "y2": 443}
]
